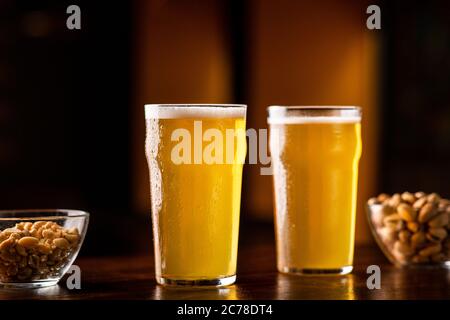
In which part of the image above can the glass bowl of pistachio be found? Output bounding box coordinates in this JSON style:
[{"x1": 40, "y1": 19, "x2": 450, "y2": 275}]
[
  {"x1": 0, "y1": 209, "x2": 89, "y2": 288},
  {"x1": 367, "y1": 192, "x2": 450, "y2": 268}
]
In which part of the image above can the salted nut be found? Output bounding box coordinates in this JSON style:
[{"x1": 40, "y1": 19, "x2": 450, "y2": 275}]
[
  {"x1": 0, "y1": 221, "x2": 80, "y2": 282},
  {"x1": 368, "y1": 192, "x2": 450, "y2": 266}
]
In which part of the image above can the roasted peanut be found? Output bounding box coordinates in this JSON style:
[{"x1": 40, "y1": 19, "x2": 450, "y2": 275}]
[
  {"x1": 6, "y1": 265, "x2": 18, "y2": 276},
  {"x1": 394, "y1": 241, "x2": 414, "y2": 256},
  {"x1": 377, "y1": 193, "x2": 390, "y2": 202},
  {"x1": 427, "y1": 193, "x2": 441, "y2": 205},
  {"x1": 15, "y1": 223, "x2": 25, "y2": 231},
  {"x1": 414, "y1": 191, "x2": 426, "y2": 199},
  {"x1": 431, "y1": 253, "x2": 446, "y2": 263},
  {"x1": 0, "y1": 233, "x2": 8, "y2": 243},
  {"x1": 0, "y1": 251, "x2": 16, "y2": 262},
  {"x1": 66, "y1": 227, "x2": 79, "y2": 235},
  {"x1": 426, "y1": 233, "x2": 441, "y2": 243},
  {"x1": 413, "y1": 197, "x2": 427, "y2": 210},
  {"x1": 412, "y1": 255, "x2": 429, "y2": 264},
  {"x1": 30, "y1": 227, "x2": 44, "y2": 238},
  {"x1": 428, "y1": 227, "x2": 447, "y2": 241},
  {"x1": 384, "y1": 213, "x2": 401, "y2": 223},
  {"x1": 428, "y1": 212, "x2": 449, "y2": 228},
  {"x1": 18, "y1": 236, "x2": 39, "y2": 249},
  {"x1": 401, "y1": 192, "x2": 415, "y2": 204},
  {"x1": 42, "y1": 229, "x2": 55, "y2": 239},
  {"x1": 19, "y1": 256, "x2": 27, "y2": 268},
  {"x1": 3, "y1": 227, "x2": 21, "y2": 234},
  {"x1": 419, "y1": 243, "x2": 442, "y2": 257},
  {"x1": 389, "y1": 194, "x2": 402, "y2": 208},
  {"x1": 0, "y1": 238, "x2": 15, "y2": 251},
  {"x1": 418, "y1": 203, "x2": 438, "y2": 223},
  {"x1": 53, "y1": 238, "x2": 70, "y2": 249},
  {"x1": 9, "y1": 232, "x2": 21, "y2": 240},
  {"x1": 444, "y1": 239, "x2": 450, "y2": 249},
  {"x1": 15, "y1": 244, "x2": 27, "y2": 257},
  {"x1": 410, "y1": 231, "x2": 426, "y2": 249},
  {"x1": 33, "y1": 221, "x2": 47, "y2": 229},
  {"x1": 17, "y1": 267, "x2": 32, "y2": 281},
  {"x1": 37, "y1": 243, "x2": 52, "y2": 255},
  {"x1": 398, "y1": 230, "x2": 411, "y2": 243},
  {"x1": 397, "y1": 203, "x2": 416, "y2": 222},
  {"x1": 44, "y1": 222, "x2": 54, "y2": 229},
  {"x1": 407, "y1": 222, "x2": 420, "y2": 233},
  {"x1": 64, "y1": 233, "x2": 79, "y2": 244},
  {"x1": 28, "y1": 254, "x2": 40, "y2": 269},
  {"x1": 23, "y1": 222, "x2": 33, "y2": 231}
]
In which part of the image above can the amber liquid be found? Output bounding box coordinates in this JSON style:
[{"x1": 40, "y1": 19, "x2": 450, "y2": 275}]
[
  {"x1": 270, "y1": 119, "x2": 362, "y2": 271},
  {"x1": 146, "y1": 116, "x2": 246, "y2": 281}
]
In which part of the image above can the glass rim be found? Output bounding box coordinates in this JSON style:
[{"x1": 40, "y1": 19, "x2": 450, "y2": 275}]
[
  {"x1": 267, "y1": 106, "x2": 361, "y2": 124},
  {"x1": 145, "y1": 104, "x2": 247, "y2": 109},
  {"x1": 0, "y1": 209, "x2": 90, "y2": 221},
  {"x1": 267, "y1": 105, "x2": 361, "y2": 111}
]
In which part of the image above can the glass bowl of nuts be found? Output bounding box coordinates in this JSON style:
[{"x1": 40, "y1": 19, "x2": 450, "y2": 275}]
[
  {"x1": 0, "y1": 209, "x2": 89, "y2": 288},
  {"x1": 367, "y1": 192, "x2": 450, "y2": 268}
]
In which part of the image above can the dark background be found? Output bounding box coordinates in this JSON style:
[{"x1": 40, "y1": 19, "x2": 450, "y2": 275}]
[
  {"x1": 0, "y1": 0, "x2": 449, "y2": 256},
  {"x1": 0, "y1": 0, "x2": 135, "y2": 255},
  {"x1": 381, "y1": 0, "x2": 450, "y2": 194}
]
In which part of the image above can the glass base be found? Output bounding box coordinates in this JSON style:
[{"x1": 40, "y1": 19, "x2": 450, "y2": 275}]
[
  {"x1": 279, "y1": 265, "x2": 353, "y2": 275},
  {"x1": 156, "y1": 275, "x2": 236, "y2": 287},
  {"x1": 0, "y1": 279, "x2": 59, "y2": 289}
]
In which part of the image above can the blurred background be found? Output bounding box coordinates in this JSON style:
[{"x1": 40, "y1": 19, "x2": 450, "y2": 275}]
[{"x1": 0, "y1": 0, "x2": 449, "y2": 256}]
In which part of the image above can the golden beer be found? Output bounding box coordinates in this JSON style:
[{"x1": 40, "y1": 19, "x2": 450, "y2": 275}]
[
  {"x1": 268, "y1": 106, "x2": 362, "y2": 274},
  {"x1": 145, "y1": 104, "x2": 246, "y2": 286}
]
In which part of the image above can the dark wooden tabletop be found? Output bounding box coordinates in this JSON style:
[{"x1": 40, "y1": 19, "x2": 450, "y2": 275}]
[{"x1": 1, "y1": 231, "x2": 449, "y2": 300}]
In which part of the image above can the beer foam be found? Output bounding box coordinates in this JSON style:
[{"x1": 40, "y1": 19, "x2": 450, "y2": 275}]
[
  {"x1": 267, "y1": 106, "x2": 361, "y2": 124},
  {"x1": 145, "y1": 104, "x2": 246, "y2": 119},
  {"x1": 267, "y1": 116, "x2": 361, "y2": 125}
]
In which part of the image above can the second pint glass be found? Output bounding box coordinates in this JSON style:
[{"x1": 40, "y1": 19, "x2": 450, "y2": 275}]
[
  {"x1": 145, "y1": 104, "x2": 247, "y2": 286},
  {"x1": 268, "y1": 106, "x2": 362, "y2": 275}
]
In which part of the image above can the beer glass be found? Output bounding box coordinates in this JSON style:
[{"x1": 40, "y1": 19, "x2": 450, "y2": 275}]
[
  {"x1": 268, "y1": 106, "x2": 362, "y2": 275},
  {"x1": 145, "y1": 104, "x2": 247, "y2": 286}
]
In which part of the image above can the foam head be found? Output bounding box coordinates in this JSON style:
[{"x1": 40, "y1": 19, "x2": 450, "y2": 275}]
[
  {"x1": 267, "y1": 106, "x2": 361, "y2": 124},
  {"x1": 145, "y1": 104, "x2": 247, "y2": 119}
]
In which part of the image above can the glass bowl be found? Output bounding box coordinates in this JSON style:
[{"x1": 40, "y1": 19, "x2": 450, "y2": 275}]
[
  {"x1": 0, "y1": 209, "x2": 89, "y2": 288},
  {"x1": 367, "y1": 193, "x2": 450, "y2": 268}
]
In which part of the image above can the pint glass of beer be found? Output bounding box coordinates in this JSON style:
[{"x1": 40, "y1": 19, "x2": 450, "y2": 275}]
[
  {"x1": 145, "y1": 104, "x2": 247, "y2": 286},
  {"x1": 268, "y1": 106, "x2": 362, "y2": 275}
]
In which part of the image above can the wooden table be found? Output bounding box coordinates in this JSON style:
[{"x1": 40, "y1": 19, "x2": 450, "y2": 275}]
[{"x1": 1, "y1": 230, "x2": 449, "y2": 300}]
